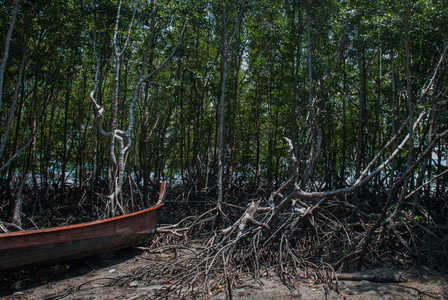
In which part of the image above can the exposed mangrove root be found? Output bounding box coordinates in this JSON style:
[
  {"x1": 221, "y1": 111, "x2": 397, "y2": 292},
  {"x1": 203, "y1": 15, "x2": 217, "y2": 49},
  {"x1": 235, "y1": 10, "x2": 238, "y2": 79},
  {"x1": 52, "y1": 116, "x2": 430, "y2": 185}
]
[{"x1": 128, "y1": 128, "x2": 448, "y2": 298}]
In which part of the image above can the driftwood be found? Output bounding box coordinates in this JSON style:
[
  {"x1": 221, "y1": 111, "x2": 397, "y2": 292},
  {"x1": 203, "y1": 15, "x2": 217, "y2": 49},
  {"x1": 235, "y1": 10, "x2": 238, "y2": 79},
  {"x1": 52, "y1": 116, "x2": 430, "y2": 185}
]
[
  {"x1": 335, "y1": 273, "x2": 406, "y2": 283},
  {"x1": 221, "y1": 200, "x2": 270, "y2": 239}
]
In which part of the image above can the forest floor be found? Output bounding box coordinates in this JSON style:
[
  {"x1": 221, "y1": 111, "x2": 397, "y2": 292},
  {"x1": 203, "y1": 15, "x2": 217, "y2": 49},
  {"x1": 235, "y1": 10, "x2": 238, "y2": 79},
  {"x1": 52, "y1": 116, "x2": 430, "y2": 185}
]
[
  {"x1": 1, "y1": 246, "x2": 447, "y2": 300},
  {"x1": 1, "y1": 187, "x2": 448, "y2": 299}
]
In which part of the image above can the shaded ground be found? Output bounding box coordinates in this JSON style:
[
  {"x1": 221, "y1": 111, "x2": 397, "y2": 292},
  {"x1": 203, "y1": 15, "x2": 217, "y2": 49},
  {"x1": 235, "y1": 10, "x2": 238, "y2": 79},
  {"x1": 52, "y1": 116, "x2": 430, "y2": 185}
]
[
  {"x1": 1, "y1": 246, "x2": 447, "y2": 300},
  {"x1": 1, "y1": 186, "x2": 448, "y2": 299}
]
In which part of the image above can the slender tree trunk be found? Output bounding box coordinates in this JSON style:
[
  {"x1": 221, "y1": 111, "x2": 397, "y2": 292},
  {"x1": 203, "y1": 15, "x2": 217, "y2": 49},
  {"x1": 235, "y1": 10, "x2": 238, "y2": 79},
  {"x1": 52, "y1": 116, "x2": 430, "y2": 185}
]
[
  {"x1": 7, "y1": 90, "x2": 24, "y2": 182},
  {"x1": 374, "y1": 40, "x2": 382, "y2": 186},
  {"x1": 255, "y1": 89, "x2": 262, "y2": 185},
  {"x1": 340, "y1": 56, "x2": 347, "y2": 186},
  {"x1": 413, "y1": 105, "x2": 438, "y2": 212},
  {"x1": 389, "y1": 34, "x2": 397, "y2": 189},
  {"x1": 61, "y1": 65, "x2": 74, "y2": 188},
  {"x1": 403, "y1": 0, "x2": 414, "y2": 186},
  {"x1": 0, "y1": 28, "x2": 28, "y2": 162},
  {"x1": 355, "y1": 20, "x2": 367, "y2": 191},
  {"x1": 12, "y1": 174, "x2": 28, "y2": 229},
  {"x1": 395, "y1": 0, "x2": 414, "y2": 206},
  {"x1": 227, "y1": 31, "x2": 243, "y2": 190},
  {"x1": 217, "y1": 5, "x2": 228, "y2": 208},
  {"x1": 436, "y1": 142, "x2": 442, "y2": 196},
  {"x1": 300, "y1": 0, "x2": 322, "y2": 188},
  {"x1": 290, "y1": 0, "x2": 298, "y2": 153},
  {"x1": 0, "y1": 0, "x2": 19, "y2": 111},
  {"x1": 140, "y1": 82, "x2": 150, "y2": 206},
  {"x1": 267, "y1": 67, "x2": 273, "y2": 187},
  {"x1": 31, "y1": 77, "x2": 39, "y2": 193}
]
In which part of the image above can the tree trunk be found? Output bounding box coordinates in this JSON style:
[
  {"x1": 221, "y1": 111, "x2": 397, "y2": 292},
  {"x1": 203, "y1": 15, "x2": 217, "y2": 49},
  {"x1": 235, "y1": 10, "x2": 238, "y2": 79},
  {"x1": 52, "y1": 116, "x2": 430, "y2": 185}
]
[
  {"x1": 12, "y1": 174, "x2": 28, "y2": 229},
  {"x1": 227, "y1": 33, "x2": 242, "y2": 190},
  {"x1": 403, "y1": 0, "x2": 414, "y2": 197},
  {"x1": 217, "y1": 4, "x2": 228, "y2": 208},
  {"x1": 389, "y1": 33, "x2": 397, "y2": 189},
  {"x1": 374, "y1": 40, "x2": 382, "y2": 186},
  {"x1": 0, "y1": 0, "x2": 20, "y2": 111},
  {"x1": 61, "y1": 65, "x2": 74, "y2": 188},
  {"x1": 355, "y1": 30, "x2": 367, "y2": 181}
]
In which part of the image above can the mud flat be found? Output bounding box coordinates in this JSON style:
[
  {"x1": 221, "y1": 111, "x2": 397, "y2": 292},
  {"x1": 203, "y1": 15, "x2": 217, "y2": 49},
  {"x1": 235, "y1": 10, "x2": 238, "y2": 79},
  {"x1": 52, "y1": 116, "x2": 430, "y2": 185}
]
[{"x1": 1, "y1": 249, "x2": 447, "y2": 300}]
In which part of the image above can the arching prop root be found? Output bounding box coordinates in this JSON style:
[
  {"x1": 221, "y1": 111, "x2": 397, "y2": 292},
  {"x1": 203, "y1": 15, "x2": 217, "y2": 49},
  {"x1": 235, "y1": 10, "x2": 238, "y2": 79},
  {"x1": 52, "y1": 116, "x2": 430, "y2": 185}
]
[
  {"x1": 150, "y1": 131, "x2": 447, "y2": 297},
  {"x1": 100, "y1": 47, "x2": 448, "y2": 298}
]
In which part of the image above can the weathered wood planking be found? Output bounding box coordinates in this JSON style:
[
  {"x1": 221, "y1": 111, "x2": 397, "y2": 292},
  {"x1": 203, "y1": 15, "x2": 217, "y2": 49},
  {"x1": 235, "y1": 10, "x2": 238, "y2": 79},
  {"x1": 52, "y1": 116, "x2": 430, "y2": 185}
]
[{"x1": 0, "y1": 203, "x2": 164, "y2": 271}]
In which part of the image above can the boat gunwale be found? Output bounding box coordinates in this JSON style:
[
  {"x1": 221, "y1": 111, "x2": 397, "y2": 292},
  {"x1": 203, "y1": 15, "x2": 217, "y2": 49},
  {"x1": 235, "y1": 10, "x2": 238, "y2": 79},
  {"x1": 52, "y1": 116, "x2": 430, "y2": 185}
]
[{"x1": 0, "y1": 203, "x2": 164, "y2": 239}]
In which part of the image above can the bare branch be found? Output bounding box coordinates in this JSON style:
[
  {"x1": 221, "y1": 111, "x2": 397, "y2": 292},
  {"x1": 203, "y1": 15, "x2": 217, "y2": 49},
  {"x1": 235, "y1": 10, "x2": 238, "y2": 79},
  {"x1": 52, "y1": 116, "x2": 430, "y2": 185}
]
[{"x1": 0, "y1": 133, "x2": 35, "y2": 174}]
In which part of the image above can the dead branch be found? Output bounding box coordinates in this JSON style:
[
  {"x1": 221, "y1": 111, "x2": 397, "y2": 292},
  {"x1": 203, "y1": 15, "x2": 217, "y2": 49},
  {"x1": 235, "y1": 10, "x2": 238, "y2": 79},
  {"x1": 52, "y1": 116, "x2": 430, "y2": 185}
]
[
  {"x1": 335, "y1": 273, "x2": 406, "y2": 283},
  {"x1": 222, "y1": 200, "x2": 270, "y2": 239},
  {"x1": 156, "y1": 181, "x2": 168, "y2": 205}
]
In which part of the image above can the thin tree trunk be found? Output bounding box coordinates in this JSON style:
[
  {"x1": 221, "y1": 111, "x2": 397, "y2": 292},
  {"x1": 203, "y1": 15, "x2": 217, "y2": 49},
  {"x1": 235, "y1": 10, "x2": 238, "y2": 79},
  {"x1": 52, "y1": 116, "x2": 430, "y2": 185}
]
[
  {"x1": 355, "y1": 32, "x2": 366, "y2": 181},
  {"x1": 413, "y1": 105, "x2": 438, "y2": 212},
  {"x1": 0, "y1": 0, "x2": 20, "y2": 111},
  {"x1": 290, "y1": 0, "x2": 298, "y2": 153},
  {"x1": 389, "y1": 34, "x2": 397, "y2": 189},
  {"x1": 227, "y1": 32, "x2": 243, "y2": 189},
  {"x1": 393, "y1": 0, "x2": 414, "y2": 214},
  {"x1": 340, "y1": 56, "x2": 347, "y2": 185},
  {"x1": 0, "y1": 28, "x2": 28, "y2": 162},
  {"x1": 300, "y1": 0, "x2": 322, "y2": 188},
  {"x1": 12, "y1": 174, "x2": 28, "y2": 229},
  {"x1": 374, "y1": 40, "x2": 382, "y2": 186},
  {"x1": 217, "y1": 4, "x2": 228, "y2": 208},
  {"x1": 267, "y1": 67, "x2": 273, "y2": 187},
  {"x1": 61, "y1": 66, "x2": 74, "y2": 188},
  {"x1": 403, "y1": 0, "x2": 414, "y2": 193}
]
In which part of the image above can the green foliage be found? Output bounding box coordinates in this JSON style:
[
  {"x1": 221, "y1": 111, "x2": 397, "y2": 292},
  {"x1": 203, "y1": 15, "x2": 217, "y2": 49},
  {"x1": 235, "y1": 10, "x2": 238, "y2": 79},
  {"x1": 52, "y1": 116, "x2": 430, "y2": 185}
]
[
  {"x1": 400, "y1": 208, "x2": 428, "y2": 225},
  {"x1": 0, "y1": 0, "x2": 446, "y2": 203}
]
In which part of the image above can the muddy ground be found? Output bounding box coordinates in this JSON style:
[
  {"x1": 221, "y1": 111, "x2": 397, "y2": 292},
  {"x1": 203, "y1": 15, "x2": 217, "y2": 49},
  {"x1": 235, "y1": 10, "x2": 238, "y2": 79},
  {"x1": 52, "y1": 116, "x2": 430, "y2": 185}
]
[{"x1": 1, "y1": 246, "x2": 447, "y2": 300}]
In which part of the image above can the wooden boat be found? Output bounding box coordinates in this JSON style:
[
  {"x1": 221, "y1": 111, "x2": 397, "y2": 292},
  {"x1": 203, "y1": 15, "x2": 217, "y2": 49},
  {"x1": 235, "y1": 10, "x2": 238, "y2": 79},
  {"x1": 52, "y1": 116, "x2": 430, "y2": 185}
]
[{"x1": 0, "y1": 183, "x2": 167, "y2": 271}]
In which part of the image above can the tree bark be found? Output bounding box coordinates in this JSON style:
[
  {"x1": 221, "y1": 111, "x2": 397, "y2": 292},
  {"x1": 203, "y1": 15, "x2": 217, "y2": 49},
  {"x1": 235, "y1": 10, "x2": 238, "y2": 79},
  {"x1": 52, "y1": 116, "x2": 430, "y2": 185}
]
[
  {"x1": 12, "y1": 174, "x2": 28, "y2": 229},
  {"x1": 355, "y1": 27, "x2": 367, "y2": 181},
  {"x1": 217, "y1": 4, "x2": 228, "y2": 208},
  {"x1": 0, "y1": 0, "x2": 20, "y2": 111}
]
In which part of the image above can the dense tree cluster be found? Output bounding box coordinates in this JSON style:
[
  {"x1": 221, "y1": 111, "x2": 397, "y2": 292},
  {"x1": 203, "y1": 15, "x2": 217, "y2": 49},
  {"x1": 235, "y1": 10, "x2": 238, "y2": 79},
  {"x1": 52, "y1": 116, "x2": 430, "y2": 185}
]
[{"x1": 0, "y1": 0, "x2": 447, "y2": 234}]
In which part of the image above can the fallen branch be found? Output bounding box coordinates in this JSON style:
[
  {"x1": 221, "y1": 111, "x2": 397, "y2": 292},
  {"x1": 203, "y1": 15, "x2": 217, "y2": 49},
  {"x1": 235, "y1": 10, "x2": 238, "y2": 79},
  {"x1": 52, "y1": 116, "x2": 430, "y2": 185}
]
[
  {"x1": 222, "y1": 200, "x2": 270, "y2": 239},
  {"x1": 335, "y1": 273, "x2": 406, "y2": 283}
]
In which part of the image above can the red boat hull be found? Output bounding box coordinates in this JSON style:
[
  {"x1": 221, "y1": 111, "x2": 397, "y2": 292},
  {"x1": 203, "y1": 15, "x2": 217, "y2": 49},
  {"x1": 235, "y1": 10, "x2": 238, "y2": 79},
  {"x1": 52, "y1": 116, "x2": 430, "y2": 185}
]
[{"x1": 0, "y1": 203, "x2": 163, "y2": 271}]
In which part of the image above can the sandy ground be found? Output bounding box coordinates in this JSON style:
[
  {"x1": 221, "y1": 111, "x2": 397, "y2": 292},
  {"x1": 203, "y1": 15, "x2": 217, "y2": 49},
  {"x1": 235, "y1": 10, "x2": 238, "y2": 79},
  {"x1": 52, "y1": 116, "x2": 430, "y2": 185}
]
[{"x1": 1, "y1": 248, "x2": 447, "y2": 299}]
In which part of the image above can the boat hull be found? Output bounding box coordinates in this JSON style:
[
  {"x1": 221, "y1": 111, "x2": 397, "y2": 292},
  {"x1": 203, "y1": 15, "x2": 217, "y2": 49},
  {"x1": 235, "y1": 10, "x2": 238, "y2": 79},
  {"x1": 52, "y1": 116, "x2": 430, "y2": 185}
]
[{"x1": 0, "y1": 203, "x2": 163, "y2": 271}]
